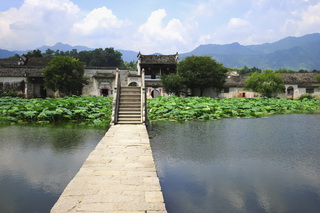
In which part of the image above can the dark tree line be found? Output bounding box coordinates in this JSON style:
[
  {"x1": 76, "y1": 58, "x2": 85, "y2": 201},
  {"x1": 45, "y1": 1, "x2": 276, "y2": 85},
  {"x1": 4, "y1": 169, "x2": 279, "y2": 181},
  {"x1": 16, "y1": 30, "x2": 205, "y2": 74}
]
[{"x1": 23, "y1": 48, "x2": 124, "y2": 68}]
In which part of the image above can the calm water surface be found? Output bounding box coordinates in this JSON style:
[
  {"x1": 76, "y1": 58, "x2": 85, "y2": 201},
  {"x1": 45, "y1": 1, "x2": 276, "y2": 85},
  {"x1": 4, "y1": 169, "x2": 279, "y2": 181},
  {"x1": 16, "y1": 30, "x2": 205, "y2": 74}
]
[
  {"x1": 149, "y1": 114, "x2": 320, "y2": 213},
  {"x1": 0, "y1": 124, "x2": 106, "y2": 213}
]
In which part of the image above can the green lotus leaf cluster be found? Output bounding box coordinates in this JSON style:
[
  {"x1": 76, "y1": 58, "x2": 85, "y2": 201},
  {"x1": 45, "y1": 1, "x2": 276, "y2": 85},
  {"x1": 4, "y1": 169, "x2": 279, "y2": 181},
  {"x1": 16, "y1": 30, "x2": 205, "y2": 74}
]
[
  {"x1": 147, "y1": 96, "x2": 320, "y2": 121},
  {"x1": 0, "y1": 96, "x2": 113, "y2": 126}
]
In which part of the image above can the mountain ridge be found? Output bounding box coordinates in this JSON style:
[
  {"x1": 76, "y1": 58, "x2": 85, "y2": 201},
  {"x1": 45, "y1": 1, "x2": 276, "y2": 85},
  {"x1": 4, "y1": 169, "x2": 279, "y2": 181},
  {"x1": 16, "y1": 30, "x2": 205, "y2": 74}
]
[{"x1": 1, "y1": 33, "x2": 320, "y2": 70}]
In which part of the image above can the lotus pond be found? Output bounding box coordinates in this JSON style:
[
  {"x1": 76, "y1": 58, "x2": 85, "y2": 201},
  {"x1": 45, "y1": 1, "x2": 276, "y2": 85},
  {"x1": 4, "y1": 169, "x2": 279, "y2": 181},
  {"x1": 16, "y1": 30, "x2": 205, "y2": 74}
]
[
  {"x1": 0, "y1": 96, "x2": 113, "y2": 126},
  {"x1": 148, "y1": 96, "x2": 320, "y2": 121}
]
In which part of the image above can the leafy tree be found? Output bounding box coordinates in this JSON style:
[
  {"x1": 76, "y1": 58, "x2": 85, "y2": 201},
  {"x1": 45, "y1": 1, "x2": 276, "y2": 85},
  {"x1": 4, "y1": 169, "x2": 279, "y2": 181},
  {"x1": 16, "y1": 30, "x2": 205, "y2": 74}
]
[
  {"x1": 161, "y1": 73, "x2": 186, "y2": 96},
  {"x1": 26, "y1": 49, "x2": 42, "y2": 57},
  {"x1": 124, "y1": 61, "x2": 137, "y2": 71},
  {"x1": 245, "y1": 70, "x2": 285, "y2": 98},
  {"x1": 44, "y1": 49, "x2": 55, "y2": 57},
  {"x1": 178, "y1": 56, "x2": 228, "y2": 96},
  {"x1": 43, "y1": 56, "x2": 87, "y2": 96},
  {"x1": 239, "y1": 66, "x2": 262, "y2": 76},
  {"x1": 77, "y1": 48, "x2": 123, "y2": 67}
]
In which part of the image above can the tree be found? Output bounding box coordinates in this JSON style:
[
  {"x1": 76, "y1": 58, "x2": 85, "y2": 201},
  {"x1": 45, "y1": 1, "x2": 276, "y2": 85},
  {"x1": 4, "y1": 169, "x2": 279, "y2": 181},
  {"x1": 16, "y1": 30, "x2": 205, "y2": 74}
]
[
  {"x1": 78, "y1": 48, "x2": 124, "y2": 67},
  {"x1": 245, "y1": 70, "x2": 285, "y2": 98},
  {"x1": 178, "y1": 56, "x2": 228, "y2": 96},
  {"x1": 26, "y1": 49, "x2": 43, "y2": 57},
  {"x1": 43, "y1": 56, "x2": 87, "y2": 96},
  {"x1": 161, "y1": 73, "x2": 186, "y2": 96},
  {"x1": 239, "y1": 66, "x2": 262, "y2": 76}
]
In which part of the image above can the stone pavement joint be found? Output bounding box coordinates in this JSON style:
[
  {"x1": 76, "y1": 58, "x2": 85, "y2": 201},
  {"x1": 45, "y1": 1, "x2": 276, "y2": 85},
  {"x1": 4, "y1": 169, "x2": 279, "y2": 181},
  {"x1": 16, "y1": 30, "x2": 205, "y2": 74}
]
[{"x1": 51, "y1": 124, "x2": 167, "y2": 213}]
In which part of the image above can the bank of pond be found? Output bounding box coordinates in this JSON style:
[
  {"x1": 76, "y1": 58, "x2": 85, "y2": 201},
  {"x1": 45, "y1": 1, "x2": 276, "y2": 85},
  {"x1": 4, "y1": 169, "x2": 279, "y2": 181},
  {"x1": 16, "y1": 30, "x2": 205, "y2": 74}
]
[{"x1": 1, "y1": 96, "x2": 320, "y2": 125}]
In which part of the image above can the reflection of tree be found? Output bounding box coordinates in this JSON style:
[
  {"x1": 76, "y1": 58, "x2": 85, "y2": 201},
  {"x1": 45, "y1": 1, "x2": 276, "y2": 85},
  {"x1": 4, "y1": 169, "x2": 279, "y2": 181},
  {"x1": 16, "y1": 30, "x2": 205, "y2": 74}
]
[
  {"x1": 149, "y1": 115, "x2": 320, "y2": 166},
  {"x1": 149, "y1": 121, "x2": 228, "y2": 164},
  {"x1": 0, "y1": 124, "x2": 105, "y2": 153}
]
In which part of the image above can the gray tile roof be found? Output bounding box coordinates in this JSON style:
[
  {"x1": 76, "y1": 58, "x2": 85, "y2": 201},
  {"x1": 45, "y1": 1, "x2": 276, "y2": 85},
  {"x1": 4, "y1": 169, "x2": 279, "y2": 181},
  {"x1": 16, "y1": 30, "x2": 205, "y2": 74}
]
[{"x1": 138, "y1": 53, "x2": 178, "y2": 64}]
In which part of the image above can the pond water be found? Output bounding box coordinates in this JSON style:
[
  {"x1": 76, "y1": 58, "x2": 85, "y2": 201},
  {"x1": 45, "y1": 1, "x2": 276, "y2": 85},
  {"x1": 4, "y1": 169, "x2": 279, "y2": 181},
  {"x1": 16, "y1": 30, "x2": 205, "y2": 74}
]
[
  {"x1": 0, "y1": 124, "x2": 106, "y2": 213},
  {"x1": 149, "y1": 114, "x2": 320, "y2": 213}
]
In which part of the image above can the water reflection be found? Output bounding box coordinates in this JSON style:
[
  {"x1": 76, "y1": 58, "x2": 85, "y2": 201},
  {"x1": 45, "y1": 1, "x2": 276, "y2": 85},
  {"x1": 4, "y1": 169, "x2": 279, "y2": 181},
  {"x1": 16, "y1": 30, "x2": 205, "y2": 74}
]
[
  {"x1": 150, "y1": 114, "x2": 320, "y2": 213},
  {"x1": 0, "y1": 124, "x2": 106, "y2": 213}
]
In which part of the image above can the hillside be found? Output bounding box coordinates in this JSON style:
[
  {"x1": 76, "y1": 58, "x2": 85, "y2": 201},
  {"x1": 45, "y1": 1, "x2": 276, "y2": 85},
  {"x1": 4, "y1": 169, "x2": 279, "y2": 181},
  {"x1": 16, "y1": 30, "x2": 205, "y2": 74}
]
[
  {"x1": 1, "y1": 33, "x2": 319, "y2": 70},
  {"x1": 180, "y1": 33, "x2": 320, "y2": 70}
]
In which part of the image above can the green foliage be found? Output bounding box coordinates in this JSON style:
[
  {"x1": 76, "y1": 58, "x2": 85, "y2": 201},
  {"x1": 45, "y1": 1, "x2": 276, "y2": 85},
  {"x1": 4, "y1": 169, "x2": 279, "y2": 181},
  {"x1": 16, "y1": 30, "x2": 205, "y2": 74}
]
[
  {"x1": 238, "y1": 66, "x2": 262, "y2": 76},
  {"x1": 147, "y1": 96, "x2": 320, "y2": 121},
  {"x1": 317, "y1": 74, "x2": 320, "y2": 83},
  {"x1": 0, "y1": 96, "x2": 112, "y2": 126},
  {"x1": 0, "y1": 89, "x2": 21, "y2": 97},
  {"x1": 178, "y1": 56, "x2": 228, "y2": 96},
  {"x1": 245, "y1": 70, "x2": 285, "y2": 98},
  {"x1": 43, "y1": 56, "x2": 87, "y2": 96},
  {"x1": 275, "y1": 68, "x2": 295, "y2": 73},
  {"x1": 26, "y1": 49, "x2": 43, "y2": 58},
  {"x1": 298, "y1": 93, "x2": 315, "y2": 100},
  {"x1": 78, "y1": 48, "x2": 123, "y2": 67},
  {"x1": 123, "y1": 61, "x2": 137, "y2": 71},
  {"x1": 161, "y1": 73, "x2": 186, "y2": 96}
]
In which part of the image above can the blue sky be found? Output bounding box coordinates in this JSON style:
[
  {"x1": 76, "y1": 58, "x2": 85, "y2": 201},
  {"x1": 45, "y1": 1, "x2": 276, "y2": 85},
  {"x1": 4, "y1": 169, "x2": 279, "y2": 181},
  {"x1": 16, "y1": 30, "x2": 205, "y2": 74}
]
[{"x1": 0, "y1": 0, "x2": 320, "y2": 54}]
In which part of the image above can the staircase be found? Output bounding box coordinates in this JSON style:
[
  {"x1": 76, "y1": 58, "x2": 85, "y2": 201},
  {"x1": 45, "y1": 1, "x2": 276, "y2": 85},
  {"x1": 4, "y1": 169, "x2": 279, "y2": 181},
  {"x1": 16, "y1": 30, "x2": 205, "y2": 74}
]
[{"x1": 117, "y1": 87, "x2": 142, "y2": 124}]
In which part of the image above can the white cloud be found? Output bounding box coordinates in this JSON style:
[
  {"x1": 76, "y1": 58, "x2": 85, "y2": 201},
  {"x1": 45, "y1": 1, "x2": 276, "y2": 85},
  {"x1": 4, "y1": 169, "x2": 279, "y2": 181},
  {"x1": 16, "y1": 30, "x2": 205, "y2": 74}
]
[
  {"x1": 71, "y1": 7, "x2": 130, "y2": 37},
  {"x1": 193, "y1": 0, "x2": 237, "y2": 17},
  {"x1": 137, "y1": 9, "x2": 189, "y2": 54},
  {"x1": 0, "y1": 0, "x2": 80, "y2": 50},
  {"x1": 284, "y1": 3, "x2": 320, "y2": 36}
]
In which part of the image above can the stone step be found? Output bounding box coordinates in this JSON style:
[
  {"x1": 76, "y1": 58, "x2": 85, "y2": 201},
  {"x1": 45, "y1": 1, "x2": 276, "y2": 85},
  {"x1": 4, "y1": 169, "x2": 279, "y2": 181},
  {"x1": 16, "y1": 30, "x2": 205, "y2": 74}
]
[
  {"x1": 120, "y1": 98, "x2": 141, "y2": 103},
  {"x1": 118, "y1": 115, "x2": 141, "y2": 119},
  {"x1": 118, "y1": 117, "x2": 141, "y2": 122},
  {"x1": 119, "y1": 111, "x2": 141, "y2": 114},
  {"x1": 119, "y1": 109, "x2": 141, "y2": 113},
  {"x1": 120, "y1": 94, "x2": 141, "y2": 98},
  {"x1": 117, "y1": 120, "x2": 142, "y2": 124},
  {"x1": 120, "y1": 91, "x2": 140, "y2": 94},
  {"x1": 119, "y1": 104, "x2": 141, "y2": 107}
]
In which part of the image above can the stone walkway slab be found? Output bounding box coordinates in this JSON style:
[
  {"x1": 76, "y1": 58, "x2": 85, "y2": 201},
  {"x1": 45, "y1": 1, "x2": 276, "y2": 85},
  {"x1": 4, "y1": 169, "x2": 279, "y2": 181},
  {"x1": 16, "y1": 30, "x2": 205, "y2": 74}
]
[{"x1": 51, "y1": 125, "x2": 167, "y2": 213}]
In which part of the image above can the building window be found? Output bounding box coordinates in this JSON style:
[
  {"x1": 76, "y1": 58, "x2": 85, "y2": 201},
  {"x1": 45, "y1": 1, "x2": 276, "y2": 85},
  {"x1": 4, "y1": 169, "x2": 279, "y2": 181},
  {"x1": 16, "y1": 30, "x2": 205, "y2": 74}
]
[
  {"x1": 224, "y1": 87, "x2": 230, "y2": 93},
  {"x1": 306, "y1": 88, "x2": 314, "y2": 94}
]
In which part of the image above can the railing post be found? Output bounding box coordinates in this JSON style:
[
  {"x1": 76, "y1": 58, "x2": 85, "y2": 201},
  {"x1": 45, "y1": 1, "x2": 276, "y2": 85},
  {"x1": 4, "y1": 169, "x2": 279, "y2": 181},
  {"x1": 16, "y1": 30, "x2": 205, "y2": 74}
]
[
  {"x1": 141, "y1": 69, "x2": 146, "y2": 124},
  {"x1": 111, "y1": 68, "x2": 120, "y2": 125}
]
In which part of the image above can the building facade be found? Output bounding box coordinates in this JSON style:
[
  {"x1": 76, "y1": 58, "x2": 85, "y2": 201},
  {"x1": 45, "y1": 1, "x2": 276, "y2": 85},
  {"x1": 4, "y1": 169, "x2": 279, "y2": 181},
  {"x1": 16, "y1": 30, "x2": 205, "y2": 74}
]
[
  {"x1": 137, "y1": 52, "x2": 178, "y2": 98},
  {"x1": 1, "y1": 56, "x2": 319, "y2": 99}
]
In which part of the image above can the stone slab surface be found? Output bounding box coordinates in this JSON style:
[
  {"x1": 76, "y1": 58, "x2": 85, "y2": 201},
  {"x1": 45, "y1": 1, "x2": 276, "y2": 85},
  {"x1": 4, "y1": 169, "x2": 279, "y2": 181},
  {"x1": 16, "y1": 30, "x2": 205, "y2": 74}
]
[{"x1": 51, "y1": 124, "x2": 167, "y2": 213}]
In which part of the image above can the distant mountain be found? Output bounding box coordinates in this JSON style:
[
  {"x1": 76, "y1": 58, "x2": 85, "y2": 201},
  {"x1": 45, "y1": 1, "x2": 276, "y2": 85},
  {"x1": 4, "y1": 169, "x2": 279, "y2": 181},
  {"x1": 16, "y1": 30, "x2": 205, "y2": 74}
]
[
  {"x1": 1, "y1": 33, "x2": 320, "y2": 70},
  {"x1": 180, "y1": 33, "x2": 320, "y2": 70},
  {"x1": 37, "y1": 42, "x2": 93, "y2": 52},
  {"x1": 0, "y1": 49, "x2": 16, "y2": 58},
  {"x1": 117, "y1": 49, "x2": 139, "y2": 62}
]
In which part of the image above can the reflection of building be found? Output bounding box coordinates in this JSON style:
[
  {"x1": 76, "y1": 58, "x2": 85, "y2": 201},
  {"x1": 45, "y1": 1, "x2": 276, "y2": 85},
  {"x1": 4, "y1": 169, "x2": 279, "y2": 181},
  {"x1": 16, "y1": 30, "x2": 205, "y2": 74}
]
[{"x1": 137, "y1": 52, "x2": 178, "y2": 98}]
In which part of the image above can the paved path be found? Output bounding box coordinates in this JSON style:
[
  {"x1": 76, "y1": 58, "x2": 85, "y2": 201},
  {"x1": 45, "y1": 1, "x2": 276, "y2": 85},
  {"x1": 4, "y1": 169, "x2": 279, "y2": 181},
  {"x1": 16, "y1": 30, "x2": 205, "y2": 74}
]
[{"x1": 51, "y1": 125, "x2": 167, "y2": 213}]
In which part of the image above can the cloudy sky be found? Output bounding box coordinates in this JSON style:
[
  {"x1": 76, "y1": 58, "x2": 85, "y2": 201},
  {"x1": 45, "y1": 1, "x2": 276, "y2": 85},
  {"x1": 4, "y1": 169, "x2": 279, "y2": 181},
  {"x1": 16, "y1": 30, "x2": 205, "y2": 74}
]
[{"x1": 0, "y1": 0, "x2": 320, "y2": 54}]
